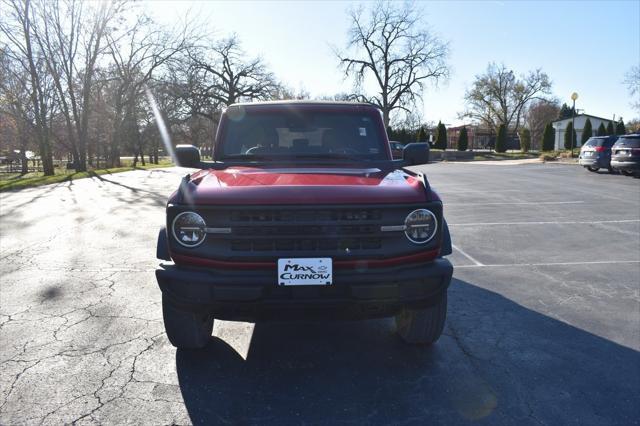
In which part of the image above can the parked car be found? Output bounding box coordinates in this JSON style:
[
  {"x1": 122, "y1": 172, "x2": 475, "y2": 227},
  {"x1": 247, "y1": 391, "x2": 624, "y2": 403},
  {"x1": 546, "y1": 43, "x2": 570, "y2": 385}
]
[
  {"x1": 389, "y1": 141, "x2": 404, "y2": 159},
  {"x1": 402, "y1": 142, "x2": 430, "y2": 164},
  {"x1": 155, "y1": 101, "x2": 453, "y2": 349},
  {"x1": 578, "y1": 136, "x2": 618, "y2": 172},
  {"x1": 611, "y1": 134, "x2": 640, "y2": 176}
]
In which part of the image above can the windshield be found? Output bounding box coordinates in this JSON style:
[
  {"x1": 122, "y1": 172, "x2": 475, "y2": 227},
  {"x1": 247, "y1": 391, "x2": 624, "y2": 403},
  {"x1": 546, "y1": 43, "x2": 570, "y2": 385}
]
[{"x1": 219, "y1": 110, "x2": 387, "y2": 160}]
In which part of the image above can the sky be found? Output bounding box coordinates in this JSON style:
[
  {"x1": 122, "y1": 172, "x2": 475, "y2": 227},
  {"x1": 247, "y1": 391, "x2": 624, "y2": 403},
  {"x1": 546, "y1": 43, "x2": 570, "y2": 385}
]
[{"x1": 147, "y1": 0, "x2": 640, "y2": 127}]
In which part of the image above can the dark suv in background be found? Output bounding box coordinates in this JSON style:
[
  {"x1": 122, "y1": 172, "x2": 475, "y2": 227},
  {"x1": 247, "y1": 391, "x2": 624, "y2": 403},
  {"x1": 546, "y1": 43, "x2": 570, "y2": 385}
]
[
  {"x1": 611, "y1": 134, "x2": 640, "y2": 176},
  {"x1": 579, "y1": 136, "x2": 618, "y2": 172}
]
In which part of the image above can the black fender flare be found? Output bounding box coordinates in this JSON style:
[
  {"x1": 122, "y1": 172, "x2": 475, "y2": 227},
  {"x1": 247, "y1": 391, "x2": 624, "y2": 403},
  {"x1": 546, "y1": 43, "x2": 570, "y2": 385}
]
[
  {"x1": 157, "y1": 227, "x2": 171, "y2": 261},
  {"x1": 440, "y1": 219, "x2": 452, "y2": 257}
]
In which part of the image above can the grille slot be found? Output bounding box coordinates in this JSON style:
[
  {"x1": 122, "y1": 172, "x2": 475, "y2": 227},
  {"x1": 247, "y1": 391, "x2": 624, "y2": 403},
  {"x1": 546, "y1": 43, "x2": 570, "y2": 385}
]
[
  {"x1": 230, "y1": 238, "x2": 382, "y2": 252},
  {"x1": 227, "y1": 208, "x2": 384, "y2": 252}
]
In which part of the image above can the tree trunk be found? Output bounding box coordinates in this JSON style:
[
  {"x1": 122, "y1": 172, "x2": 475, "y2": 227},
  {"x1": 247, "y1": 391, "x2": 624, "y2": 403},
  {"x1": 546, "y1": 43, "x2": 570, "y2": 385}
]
[
  {"x1": 153, "y1": 138, "x2": 159, "y2": 164},
  {"x1": 38, "y1": 132, "x2": 55, "y2": 175},
  {"x1": 382, "y1": 109, "x2": 390, "y2": 129},
  {"x1": 18, "y1": 124, "x2": 29, "y2": 175},
  {"x1": 20, "y1": 151, "x2": 29, "y2": 175},
  {"x1": 140, "y1": 147, "x2": 146, "y2": 166}
]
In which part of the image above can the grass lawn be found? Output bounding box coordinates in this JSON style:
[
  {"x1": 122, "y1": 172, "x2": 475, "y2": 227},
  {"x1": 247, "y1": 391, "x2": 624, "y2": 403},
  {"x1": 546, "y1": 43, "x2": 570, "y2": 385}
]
[
  {"x1": 471, "y1": 151, "x2": 540, "y2": 160},
  {"x1": 0, "y1": 160, "x2": 172, "y2": 192}
]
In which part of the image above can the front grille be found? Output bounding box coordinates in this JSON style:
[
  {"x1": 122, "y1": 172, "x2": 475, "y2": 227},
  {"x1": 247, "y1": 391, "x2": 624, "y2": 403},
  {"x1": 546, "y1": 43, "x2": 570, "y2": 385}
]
[
  {"x1": 229, "y1": 209, "x2": 382, "y2": 223},
  {"x1": 168, "y1": 203, "x2": 443, "y2": 261},
  {"x1": 228, "y1": 209, "x2": 383, "y2": 252}
]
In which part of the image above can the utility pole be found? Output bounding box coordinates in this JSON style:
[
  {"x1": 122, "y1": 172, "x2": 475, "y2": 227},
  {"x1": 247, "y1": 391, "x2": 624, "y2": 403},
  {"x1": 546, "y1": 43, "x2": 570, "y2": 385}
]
[{"x1": 571, "y1": 92, "x2": 579, "y2": 157}]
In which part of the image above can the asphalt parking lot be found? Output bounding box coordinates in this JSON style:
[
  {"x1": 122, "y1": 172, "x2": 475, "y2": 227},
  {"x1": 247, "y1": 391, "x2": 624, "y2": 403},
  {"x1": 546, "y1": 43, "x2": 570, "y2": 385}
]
[{"x1": 1, "y1": 162, "x2": 639, "y2": 425}]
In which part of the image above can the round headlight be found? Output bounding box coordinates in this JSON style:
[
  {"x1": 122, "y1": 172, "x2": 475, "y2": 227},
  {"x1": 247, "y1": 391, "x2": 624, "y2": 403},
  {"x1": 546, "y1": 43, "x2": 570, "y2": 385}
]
[
  {"x1": 172, "y1": 212, "x2": 206, "y2": 247},
  {"x1": 404, "y1": 209, "x2": 437, "y2": 244}
]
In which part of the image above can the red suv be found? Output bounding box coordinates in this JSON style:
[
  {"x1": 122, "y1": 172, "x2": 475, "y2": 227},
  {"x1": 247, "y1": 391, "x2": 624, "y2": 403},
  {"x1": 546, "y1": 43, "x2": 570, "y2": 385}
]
[{"x1": 156, "y1": 102, "x2": 453, "y2": 349}]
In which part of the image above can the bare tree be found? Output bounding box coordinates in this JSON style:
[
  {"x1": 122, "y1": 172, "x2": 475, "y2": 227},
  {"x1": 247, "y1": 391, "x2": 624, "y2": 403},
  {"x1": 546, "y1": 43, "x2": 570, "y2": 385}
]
[
  {"x1": 336, "y1": 1, "x2": 449, "y2": 127},
  {"x1": 30, "y1": 0, "x2": 123, "y2": 172},
  {"x1": 461, "y1": 63, "x2": 553, "y2": 133},
  {"x1": 624, "y1": 65, "x2": 640, "y2": 113},
  {"x1": 103, "y1": 13, "x2": 191, "y2": 167},
  {"x1": 524, "y1": 100, "x2": 560, "y2": 151},
  {"x1": 0, "y1": 47, "x2": 33, "y2": 173},
  {"x1": 1, "y1": 0, "x2": 57, "y2": 175},
  {"x1": 187, "y1": 35, "x2": 280, "y2": 107}
]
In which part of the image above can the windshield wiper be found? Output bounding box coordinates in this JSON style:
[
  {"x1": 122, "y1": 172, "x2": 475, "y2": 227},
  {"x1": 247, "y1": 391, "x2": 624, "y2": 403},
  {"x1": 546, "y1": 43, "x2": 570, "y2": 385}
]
[{"x1": 221, "y1": 154, "x2": 274, "y2": 161}]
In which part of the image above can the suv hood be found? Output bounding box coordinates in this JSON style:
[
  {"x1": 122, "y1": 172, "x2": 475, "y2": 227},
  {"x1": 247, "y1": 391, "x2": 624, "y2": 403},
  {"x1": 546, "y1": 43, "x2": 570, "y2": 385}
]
[{"x1": 174, "y1": 166, "x2": 430, "y2": 205}]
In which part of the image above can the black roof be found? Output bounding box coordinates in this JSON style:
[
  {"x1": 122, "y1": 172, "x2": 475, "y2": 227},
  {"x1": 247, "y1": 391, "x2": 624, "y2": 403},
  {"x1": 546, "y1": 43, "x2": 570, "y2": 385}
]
[{"x1": 229, "y1": 100, "x2": 378, "y2": 108}]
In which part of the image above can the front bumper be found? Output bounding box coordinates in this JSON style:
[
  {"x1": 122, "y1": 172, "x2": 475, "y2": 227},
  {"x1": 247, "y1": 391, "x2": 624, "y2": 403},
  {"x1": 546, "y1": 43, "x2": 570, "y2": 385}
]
[{"x1": 156, "y1": 258, "x2": 453, "y2": 320}]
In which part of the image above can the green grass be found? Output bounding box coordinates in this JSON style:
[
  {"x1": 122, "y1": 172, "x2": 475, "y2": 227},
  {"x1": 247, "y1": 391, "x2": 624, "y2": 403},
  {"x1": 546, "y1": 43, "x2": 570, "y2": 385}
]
[{"x1": 0, "y1": 161, "x2": 172, "y2": 192}]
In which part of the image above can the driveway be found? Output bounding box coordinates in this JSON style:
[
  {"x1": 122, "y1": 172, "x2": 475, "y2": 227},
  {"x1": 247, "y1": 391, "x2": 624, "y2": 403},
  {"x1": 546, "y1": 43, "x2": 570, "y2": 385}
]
[{"x1": 1, "y1": 164, "x2": 638, "y2": 425}]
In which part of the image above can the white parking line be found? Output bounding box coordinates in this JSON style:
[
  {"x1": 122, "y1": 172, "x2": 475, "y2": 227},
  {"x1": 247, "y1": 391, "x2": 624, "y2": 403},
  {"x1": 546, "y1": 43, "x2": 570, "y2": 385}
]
[
  {"x1": 451, "y1": 244, "x2": 484, "y2": 266},
  {"x1": 449, "y1": 219, "x2": 640, "y2": 227},
  {"x1": 446, "y1": 200, "x2": 584, "y2": 206},
  {"x1": 455, "y1": 260, "x2": 640, "y2": 268}
]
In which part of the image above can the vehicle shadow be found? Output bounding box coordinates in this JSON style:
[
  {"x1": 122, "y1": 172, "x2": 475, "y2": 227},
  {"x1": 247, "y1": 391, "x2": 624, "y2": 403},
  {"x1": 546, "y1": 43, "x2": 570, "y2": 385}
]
[{"x1": 175, "y1": 279, "x2": 640, "y2": 425}]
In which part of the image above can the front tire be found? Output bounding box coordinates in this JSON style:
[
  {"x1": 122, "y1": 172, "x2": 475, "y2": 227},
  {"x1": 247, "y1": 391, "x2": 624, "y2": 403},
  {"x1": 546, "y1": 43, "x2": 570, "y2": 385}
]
[
  {"x1": 587, "y1": 166, "x2": 599, "y2": 172},
  {"x1": 396, "y1": 293, "x2": 447, "y2": 345},
  {"x1": 621, "y1": 170, "x2": 633, "y2": 176},
  {"x1": 162, "y1": 295, "x2": 213, "y2": 349}
]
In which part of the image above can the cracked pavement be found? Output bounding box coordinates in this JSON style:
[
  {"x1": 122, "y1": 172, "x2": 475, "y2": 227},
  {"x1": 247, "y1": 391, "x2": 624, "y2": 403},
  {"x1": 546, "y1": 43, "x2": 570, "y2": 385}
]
[{"x1": 1, "y1": 164, "x2": 639, "y2": 425}]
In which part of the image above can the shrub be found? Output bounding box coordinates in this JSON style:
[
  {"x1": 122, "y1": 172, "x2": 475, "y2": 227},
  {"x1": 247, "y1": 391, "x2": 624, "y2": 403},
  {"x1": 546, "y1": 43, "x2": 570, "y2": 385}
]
[
  {"x1": 541, "y1": 122, "x2": 555, "y2": 151},
  {"x1": 597, "y1": 122, "x2": 607, "y2": 136},
  {"x1": 434, "y1": 121, "x2": 447, "y2": 150},
  {"x1": 564, "y1": 122, "x2": 576, "y2": 150},
  {"x1": 519, "y1": 128, "x2": 531, "y2": 153},
  {"x1": 495, "y1": 124, "x2": 507, "y2": 153},
  {"x1": 581, "y1": 118, "x2": 592, "y2": 145},
  {"x1": 457, "y1": 126, "x2": 468, "y2": 151},
  {"x1": 539, "y1": 152, "x2": 559, "y2": 162},
  {"x1": 606, "y1": 121, "x2": 614, "y2": 135},
  {"x1": 416, "y1": 126, "x2": 427, "y2": 142},
  {"x1": 616, "y1": 120, "x2": 626, "y2": 135}
]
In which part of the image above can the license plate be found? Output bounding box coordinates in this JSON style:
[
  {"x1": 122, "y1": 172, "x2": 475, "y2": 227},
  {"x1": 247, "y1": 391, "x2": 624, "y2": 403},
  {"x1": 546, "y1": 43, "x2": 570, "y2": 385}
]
[
  {"x1": 277, "y1": 258, "x2": 332, "y2": 286},
  {"x1": 583, "y1": 151, "x2": 592, "y2": 157}
]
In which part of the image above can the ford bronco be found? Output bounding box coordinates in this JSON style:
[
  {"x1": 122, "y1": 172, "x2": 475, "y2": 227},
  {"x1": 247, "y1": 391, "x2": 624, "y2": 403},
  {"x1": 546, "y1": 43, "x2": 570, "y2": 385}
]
[{"x1": 156, "y1": 101, "x2": 453, "y2": 349}]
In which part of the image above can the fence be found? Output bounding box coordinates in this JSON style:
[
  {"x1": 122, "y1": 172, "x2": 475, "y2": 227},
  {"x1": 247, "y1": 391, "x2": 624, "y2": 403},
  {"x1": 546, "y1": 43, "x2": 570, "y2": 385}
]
[{"x1": 0, "y1": 159, "x2": 66, "y2": 174}]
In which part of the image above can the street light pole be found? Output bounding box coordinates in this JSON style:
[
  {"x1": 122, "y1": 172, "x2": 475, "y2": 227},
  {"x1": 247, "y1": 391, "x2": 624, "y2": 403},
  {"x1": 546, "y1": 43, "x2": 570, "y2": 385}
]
[{"x1": 571, "y1": 92, "x2": 579, "y2": 157}]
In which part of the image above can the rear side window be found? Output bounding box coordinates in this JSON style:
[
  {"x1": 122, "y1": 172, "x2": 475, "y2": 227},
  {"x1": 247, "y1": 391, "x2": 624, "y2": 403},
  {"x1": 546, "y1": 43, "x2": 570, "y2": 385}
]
[
  {"x1": 614, "y1": 137, "x2": 640, "y2": 148},
  {"x1": 583, "y1": 137, "x2": 616, "y2": 147}
]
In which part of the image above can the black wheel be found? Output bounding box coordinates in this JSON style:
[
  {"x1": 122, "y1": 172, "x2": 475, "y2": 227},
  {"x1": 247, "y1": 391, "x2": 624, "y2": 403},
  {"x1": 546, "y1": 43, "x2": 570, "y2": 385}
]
[
  {"x1": 608, "y1": 166, "x2": 614, "y2": 174},
  {"x1": 587, "y1": 166, "x2": 599, "y2": 172},
  {"x1": 162, "y1": 295, "x2": 213, "y2": 349},
  {"x1": 621, "y1": 170, "x2": 633, "y2": 176},
  {"x1": 395, "y1": 293, "x2": 447, "y2": 345}
]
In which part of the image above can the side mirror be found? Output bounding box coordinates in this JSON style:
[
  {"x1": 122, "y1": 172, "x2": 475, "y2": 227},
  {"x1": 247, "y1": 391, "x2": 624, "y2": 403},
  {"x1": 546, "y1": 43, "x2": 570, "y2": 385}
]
[
  {"x1": 403, "y1": 143, "x2": 430, "y2": 166},
  {"x1": 175, "y1": 144, "x2": 201, "y2": 168}
]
